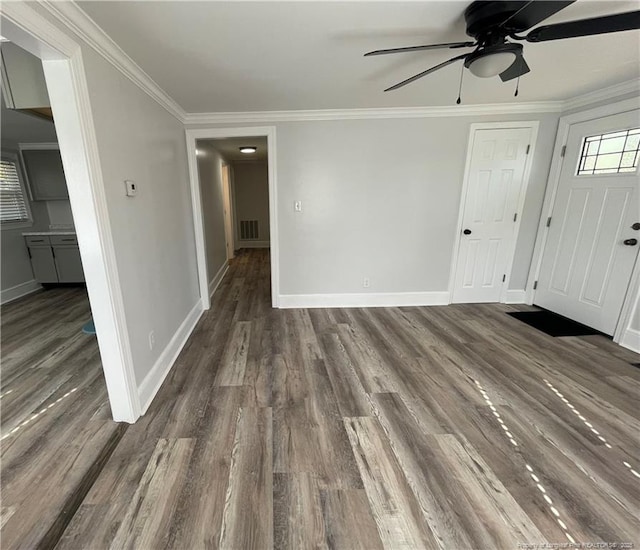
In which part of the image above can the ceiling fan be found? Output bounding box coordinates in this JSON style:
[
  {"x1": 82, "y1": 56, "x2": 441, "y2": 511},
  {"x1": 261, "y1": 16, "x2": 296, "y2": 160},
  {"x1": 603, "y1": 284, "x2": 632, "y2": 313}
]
[{"x1": 365, "y1": 1, "x2": 640, "y2": 92}]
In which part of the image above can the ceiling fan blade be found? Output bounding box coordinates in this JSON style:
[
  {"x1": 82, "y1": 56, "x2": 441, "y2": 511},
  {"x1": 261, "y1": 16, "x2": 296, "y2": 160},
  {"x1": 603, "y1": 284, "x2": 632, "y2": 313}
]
[
  {"x1": 526, "y1": 10, "x2": 640, "y2": 42},
  {"x1": 498, "y1": 1, "x2": 575, "y2": 33},
  {"x1": 384, "y1": 54, "x2": 468, "y2": 92},
  {"x1": 499, "y1": 53, "x2": 530, "y2": 82},
  {"x1": 364, "y1": 42, "x2": 475, "y2": 57}
]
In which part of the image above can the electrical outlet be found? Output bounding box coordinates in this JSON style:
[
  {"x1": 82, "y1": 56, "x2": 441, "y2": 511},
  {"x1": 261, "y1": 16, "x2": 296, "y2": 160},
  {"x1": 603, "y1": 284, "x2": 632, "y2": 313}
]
[
  {"x1": 148, "y1": 330, "x2": 156, "y2": 350},
  {"x1": 363, "y1": 277, "x2": 370, "y2": 288},
  {"x1": 294, "y1": 200, "x2": 302, "y2": 212}
]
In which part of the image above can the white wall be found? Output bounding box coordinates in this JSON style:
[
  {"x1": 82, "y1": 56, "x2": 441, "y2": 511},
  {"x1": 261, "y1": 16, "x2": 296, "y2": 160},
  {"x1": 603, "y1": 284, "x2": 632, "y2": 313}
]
[
  {"x1": 233, "y1": 161, "x2": 270, "y2": 246},
  {"x1": 189, "y1": 113, "x2": 558, "y2": 299},
  {"x1": 197, "y1": 141, "x2": 228, "y2": 288},
  {"x1": 77, "y1": 46, "x2": 199, "y2": 386}
]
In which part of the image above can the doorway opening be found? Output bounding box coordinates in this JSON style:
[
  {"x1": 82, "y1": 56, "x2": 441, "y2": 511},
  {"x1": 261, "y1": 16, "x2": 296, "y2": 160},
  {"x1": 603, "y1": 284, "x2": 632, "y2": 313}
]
[
  {"x1": 0, "y1": 23, "x2": 131, "y2": 549},
  {"x1": 186, "y1": 127, "x2": 279, "y2": 310},
  {"x1": 194, "y1": 136, "x2": 271, "y2": 301}
]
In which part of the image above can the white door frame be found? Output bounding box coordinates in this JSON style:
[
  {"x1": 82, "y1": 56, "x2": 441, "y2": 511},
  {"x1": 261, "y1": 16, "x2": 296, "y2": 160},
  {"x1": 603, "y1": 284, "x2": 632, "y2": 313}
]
[
  {"x1": 449, "y1": 121, "x2": 539, "y2": 304},
  {"x1": 185, "y1": 126, "x2": 279, "y2": 309},
  {"x1": 1, "y1": 4, "x2": 141, "y2": 422},
  {"x1": 527, "y1": 96, "x2": 640, "y2": 347}
]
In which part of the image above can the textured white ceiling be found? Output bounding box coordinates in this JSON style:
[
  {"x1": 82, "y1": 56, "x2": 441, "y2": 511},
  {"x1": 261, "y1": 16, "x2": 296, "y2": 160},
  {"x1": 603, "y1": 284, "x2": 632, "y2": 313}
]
[{"x1": 77, "y1": 1, "x2": 640, "y2": 113}]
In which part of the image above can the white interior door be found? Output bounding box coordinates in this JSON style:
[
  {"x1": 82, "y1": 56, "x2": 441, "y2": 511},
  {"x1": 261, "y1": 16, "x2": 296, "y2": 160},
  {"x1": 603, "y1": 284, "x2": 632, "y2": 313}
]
[
  {"x1": 452, "y1": 127, "x2": 532, "y2": 303},
  {"x1": 221, "y1": 164, "x2": 234, "y2": 260},
  {"x1": 535, "y1": 110, "x2": 640, "y2": 335}
]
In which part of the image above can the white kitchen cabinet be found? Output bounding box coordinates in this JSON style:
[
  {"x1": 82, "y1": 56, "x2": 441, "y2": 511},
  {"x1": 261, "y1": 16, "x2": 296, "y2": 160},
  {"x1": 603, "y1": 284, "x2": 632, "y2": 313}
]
[
  {"x1": 21, "y1": 148, "x2": 69, "y2": 201},
  {"x1": 28, "y1": 246, "x2": 59, "y2": 284},
  {"x1": 24, "y1": 233, "x2": 85, "y2": 284},
  {"x1": 0, "y1": 42, "x2": 50, "y2": 110}
]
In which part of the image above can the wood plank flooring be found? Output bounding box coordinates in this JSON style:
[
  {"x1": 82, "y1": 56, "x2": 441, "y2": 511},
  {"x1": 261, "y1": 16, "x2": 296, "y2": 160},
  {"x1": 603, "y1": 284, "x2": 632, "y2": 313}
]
[
  {"x1": 0, "y1": 288, "x2": 122, "y2": 550},
  {"x1": 56, "y1": 249, "x2": 640, "y2": 549},
  {"x1": 4, "y1": 250, "x2": 640, "y2": 548}
]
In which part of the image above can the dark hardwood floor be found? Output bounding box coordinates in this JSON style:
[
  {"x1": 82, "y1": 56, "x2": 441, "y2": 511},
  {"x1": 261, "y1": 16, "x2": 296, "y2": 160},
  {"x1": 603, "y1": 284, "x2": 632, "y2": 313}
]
[
  {"x1": 3, "y1": 251, "x2": 639, "y2": 548},
  {"x1": 0, "y1": 287, "x2": 123, "y2": 550},
  {"x1": 58, "y1": 249, "x2": 640, "y2": 549}
]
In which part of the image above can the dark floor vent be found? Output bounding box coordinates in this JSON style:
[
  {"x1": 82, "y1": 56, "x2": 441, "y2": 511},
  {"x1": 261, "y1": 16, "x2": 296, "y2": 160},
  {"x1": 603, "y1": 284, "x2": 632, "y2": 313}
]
[{"x1": 240, "y1": 220, "x2": 259, "y2": 240}]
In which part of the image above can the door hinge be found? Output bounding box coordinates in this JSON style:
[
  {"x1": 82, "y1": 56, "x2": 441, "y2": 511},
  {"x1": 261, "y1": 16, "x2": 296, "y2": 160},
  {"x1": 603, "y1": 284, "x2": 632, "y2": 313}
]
[
  {"x1": 561, "y1": 145, "x2": 567, "y2": 158},
  {"x1": 533, "y1": 281, "x2": 538, "y2": 290},
  {"x1": 526, "y1": 144, "x2": 530, "y2": 155},
  {"x1": 513, "y1": 213, "x2": 518, "y2": 222},
  {"x1": 502, "y1": 274, "x2": 506, "y2": 282},
  {"x1": 546, "y1": 216, "x2": 552, "y2": 227}
]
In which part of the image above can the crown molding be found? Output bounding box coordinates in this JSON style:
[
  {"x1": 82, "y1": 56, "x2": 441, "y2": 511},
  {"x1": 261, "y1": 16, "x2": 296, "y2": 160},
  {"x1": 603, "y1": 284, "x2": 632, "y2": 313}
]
[
  {"x1": 562, "y1": 78, "x2": 640, "y2": 113},
  {"x1": 182, "y1": 101, "x2": 564, "y2": 125},
  {"x1": 37, "y1": 1, "x2": 187, "y2": 123}
]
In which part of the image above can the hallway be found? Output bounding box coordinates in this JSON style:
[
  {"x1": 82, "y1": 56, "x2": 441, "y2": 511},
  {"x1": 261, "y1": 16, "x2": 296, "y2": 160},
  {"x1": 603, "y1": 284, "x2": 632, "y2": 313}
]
[{"x1": 9, "y1": 249, "x2": 639, "y2": 549}]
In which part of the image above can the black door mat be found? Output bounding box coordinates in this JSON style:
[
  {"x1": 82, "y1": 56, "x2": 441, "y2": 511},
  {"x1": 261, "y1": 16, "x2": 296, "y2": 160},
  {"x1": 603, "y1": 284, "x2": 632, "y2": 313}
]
[{"x1": 507, "y1": 310, "x2": 602, "y2": 337}]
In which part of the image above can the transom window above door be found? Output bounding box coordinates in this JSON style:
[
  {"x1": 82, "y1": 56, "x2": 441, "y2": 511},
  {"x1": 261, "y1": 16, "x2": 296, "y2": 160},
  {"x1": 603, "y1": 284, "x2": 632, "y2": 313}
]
[{"x1": 577, "y1": 128, "x2": 639, "y2": 175}]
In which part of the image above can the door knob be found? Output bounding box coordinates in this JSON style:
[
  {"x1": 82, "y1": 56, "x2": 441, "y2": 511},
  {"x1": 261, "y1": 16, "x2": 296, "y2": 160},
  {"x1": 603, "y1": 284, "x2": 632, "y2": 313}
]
[
  {"x1": 463, "y1": 229, "x2": 472, "y2": 235},
  {"x1": 632, "y1": 222, "x2": 640, "y2": 231},
  {"x1": 623, "y1": 238, "x2": 638, "y2": 246}
]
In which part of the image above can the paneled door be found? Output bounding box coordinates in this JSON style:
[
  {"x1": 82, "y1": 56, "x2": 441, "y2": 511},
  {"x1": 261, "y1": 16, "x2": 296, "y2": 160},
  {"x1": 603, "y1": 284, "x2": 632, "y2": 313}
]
[
  {"x1": 452, "y1": 127, "x2": 532, "y2": 303},
  {"x1": 535, "y1": 110, "x2": 640, "y2": 335}
]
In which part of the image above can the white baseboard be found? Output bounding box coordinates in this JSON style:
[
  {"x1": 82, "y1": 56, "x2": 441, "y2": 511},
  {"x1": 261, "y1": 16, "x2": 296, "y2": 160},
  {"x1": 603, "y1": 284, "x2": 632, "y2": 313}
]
[
  {"x1": 138, "y1": 300, "x2": 203, "y2": 414},
  {"x1": 1, "y1": 280, "x2": 42, "y2": 305},
  {"x1": 619, "y1": 328, "x2": 640, "y2": 354},
  {"x1": 209, "y1": 261, "x2": 229, "y2": 299},
  {"x1": 237, "y1": 240, "x2": 270, "y2": 249},
  {"x1": 278, "y1": 291, "x2": 450, "y2": 309},
  {"x1": 505, "y1": 290, "x2": 527, "y2": 304}
]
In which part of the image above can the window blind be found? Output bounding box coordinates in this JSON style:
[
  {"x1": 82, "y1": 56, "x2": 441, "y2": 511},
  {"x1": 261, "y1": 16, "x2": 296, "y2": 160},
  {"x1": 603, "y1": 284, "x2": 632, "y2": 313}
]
[{"x1": 0, "y1": 159, "x2": 29, "y2": 223}]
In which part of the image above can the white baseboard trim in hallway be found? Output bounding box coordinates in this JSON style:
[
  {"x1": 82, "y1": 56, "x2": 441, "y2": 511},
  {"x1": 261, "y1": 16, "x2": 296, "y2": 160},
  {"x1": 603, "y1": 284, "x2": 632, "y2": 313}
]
[
  {"x1": 1, "y1": 280, "x2": 42, "y2": 305},
  {"x1": 620, "y1": 328, "x2": 640, "y2": 354},
  {"x1": 237, "y1": 240, "x2": 270, "y2": 249},
  {"x1": 278, "y1": 291, "x2": 450, "y2": 309},
  {"x1": 209, "y1": 261, "x2": 230, "y2": 299},
  {"x1": 138, "y1": 301, "x2": 203, "y2": 414},
  {"x1": 505, "y1": 290, "x2": 527, "y2": 304}
]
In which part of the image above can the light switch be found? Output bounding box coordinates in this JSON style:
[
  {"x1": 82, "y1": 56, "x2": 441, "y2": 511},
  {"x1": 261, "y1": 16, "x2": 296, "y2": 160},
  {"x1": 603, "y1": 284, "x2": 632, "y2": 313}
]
[
  {"x1": 294, "y1": 200, "x2": 302, "y2": 212},
  {"x1": 125, "y1": 180, "x2": 137, "y2": 197}
]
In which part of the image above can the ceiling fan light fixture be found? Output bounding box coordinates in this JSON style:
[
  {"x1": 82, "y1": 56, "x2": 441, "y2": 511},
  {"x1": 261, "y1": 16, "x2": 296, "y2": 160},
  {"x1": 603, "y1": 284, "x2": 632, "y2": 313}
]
[
  {"x1": 239, "y1": 146, "x2": 257, "y2": 154},
  {"x1": 467, "y1": 51, "x2": 517, "y2": 78}
]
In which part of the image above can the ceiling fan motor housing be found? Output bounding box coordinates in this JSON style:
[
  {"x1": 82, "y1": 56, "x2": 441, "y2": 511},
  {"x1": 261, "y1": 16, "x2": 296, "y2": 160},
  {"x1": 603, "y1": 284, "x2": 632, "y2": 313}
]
[{"x1": 464, "y1": 1, "x2": 528, "y2": 38}]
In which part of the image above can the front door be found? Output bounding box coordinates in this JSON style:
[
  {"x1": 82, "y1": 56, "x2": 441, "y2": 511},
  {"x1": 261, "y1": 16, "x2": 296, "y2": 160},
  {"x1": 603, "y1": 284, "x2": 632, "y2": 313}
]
[
  {"x1": 535, "y1": 110, "x2": 640, "y2": 335},
  {"x1": 452, "y1": 127, "x2": 532, "y2": 303}
]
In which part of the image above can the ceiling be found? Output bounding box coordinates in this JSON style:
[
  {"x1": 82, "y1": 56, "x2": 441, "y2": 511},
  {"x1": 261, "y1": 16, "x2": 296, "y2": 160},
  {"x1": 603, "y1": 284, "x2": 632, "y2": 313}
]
[
  {"x1": 77, "y1": 1, "x2": 640, "y2": 113},
  {"x1": 200, "y1": 137, "x2": 268, "y2": 162}
]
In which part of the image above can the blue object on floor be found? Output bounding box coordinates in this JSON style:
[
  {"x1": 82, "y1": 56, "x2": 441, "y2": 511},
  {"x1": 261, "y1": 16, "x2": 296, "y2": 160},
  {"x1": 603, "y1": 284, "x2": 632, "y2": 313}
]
[{"x1": 82, "y1": 319, "x2": 96, "y2": 334}]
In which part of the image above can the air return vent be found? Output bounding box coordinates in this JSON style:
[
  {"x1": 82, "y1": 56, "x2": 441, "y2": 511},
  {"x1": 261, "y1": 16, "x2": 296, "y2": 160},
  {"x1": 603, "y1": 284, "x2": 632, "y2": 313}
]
[{"x1": 240, "y1": 220, "x2": 259, "y2": 240}]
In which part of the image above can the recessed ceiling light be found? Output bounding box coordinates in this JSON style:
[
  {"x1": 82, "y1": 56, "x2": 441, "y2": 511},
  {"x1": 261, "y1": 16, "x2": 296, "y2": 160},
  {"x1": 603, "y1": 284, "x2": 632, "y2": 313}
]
[{"x1": 239, "y1": 147, "x2": 257, "y2": 154}]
